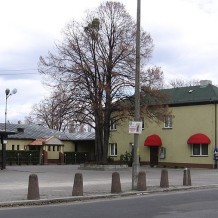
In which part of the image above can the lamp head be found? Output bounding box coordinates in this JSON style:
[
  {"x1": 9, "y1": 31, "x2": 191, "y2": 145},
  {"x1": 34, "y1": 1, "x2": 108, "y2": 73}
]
[
  {"x1": 5, "y1": 88, "x2": 10, "y2": 96},
  {"x1": 11, "y1": 88, "x2": 17, "y2": 95}
]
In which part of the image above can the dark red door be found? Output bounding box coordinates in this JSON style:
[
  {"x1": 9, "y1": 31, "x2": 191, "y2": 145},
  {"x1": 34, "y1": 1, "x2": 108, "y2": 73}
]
[{"x1": 150, "y1": 146, "x2": 159, "y2": 167}]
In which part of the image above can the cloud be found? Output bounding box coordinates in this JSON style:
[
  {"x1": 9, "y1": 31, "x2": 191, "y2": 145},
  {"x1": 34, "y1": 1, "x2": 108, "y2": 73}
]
[
  {"x1": 0, "y1": 78, "x2": 50, "y2": 123},
  {"x1": 139, "y1": 0, "x2": 218, "y2": 83},
  {"x1": 1, "y1": 0, "x2": 218, "y2": 122}
]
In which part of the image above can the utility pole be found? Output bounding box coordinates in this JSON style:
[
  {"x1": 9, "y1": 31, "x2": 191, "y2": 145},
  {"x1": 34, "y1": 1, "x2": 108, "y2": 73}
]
[{"x1": 132, "y1": 0, "x2": 141, "y2": 190}]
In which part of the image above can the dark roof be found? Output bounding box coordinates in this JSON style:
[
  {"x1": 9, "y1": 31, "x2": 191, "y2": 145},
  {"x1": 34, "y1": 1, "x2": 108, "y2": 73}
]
[
  {"x1": 0, "y1": 123, "x2": 95, "y2": 141},
  {"x1": 0, "y1": 123, "x2": 70, "y2": 140},
  {"x1": 162, "y1": 83, "x2": 218, "y2": 105},
  {"x1": 66, "y1": 132, "x2": 95, "y2": 141}
]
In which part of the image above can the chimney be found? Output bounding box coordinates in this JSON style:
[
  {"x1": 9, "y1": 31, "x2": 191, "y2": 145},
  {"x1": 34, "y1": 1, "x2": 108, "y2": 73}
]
[{"x1": 200, "y1": 80, "x2": 212, "y2": 87}]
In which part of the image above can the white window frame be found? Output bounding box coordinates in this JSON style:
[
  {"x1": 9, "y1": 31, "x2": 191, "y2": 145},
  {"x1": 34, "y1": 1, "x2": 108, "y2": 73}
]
[
  {"x1": 110, "y1": 119, "x2": 117, "y2": 130},
  {"x1": 164, "y1": 115, "x2": 173, "y2": 128},
  {"x1": 192, "y1": 144, "x2": 208, "y2": 156},
  {"x1": 109, "y1": 143, "x2": 117, "y2": 156}
]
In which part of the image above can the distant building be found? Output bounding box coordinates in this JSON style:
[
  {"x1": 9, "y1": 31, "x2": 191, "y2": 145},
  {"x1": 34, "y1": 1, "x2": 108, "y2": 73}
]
[{"x1": 0, "y1": 123, "x2": 95, "y2": 165}]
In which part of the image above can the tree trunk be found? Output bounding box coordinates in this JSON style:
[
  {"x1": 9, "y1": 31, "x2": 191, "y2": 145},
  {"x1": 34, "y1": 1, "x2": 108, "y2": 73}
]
[{"x1": 102, "y1": 126, "x2": 110, "y2": 163}]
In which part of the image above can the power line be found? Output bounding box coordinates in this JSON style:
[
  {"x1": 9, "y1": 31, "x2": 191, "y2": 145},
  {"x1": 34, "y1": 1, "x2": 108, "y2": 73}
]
[
  {"x1": 0, "y1": 69, "x2": 39, "y2": 75},
  {"x1": 0, "y1": 72, "x2": 39, "y2": 75},
  {"x1": 0, "y1": 69, "x2": 38, "y2": 71}
]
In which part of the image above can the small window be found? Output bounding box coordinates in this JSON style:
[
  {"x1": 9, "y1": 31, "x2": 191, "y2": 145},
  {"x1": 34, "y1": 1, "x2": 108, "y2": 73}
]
[
  {"x1": 57, "y1": 146, "x2": 60, "y2": 151},
  {"x1": 192, "y1": 144, "x2": 208, "y2": 156},
  {"x1": 53, "y1": 146, "x2": 55, "y2": 151},
  {"x1": 12, "y1": 145, "x2": 15, "y2": 151},
  {"x1": 17, "y1": 145, "x2": 20, "y2": 151},
  {"x1": 164, "y1": 115, "x2": 173, "y2": 128},
  {"x1": 110, "y1": 119, "x2": 117, "y2": 130},
  {"x1": 48, "y1": 146, "x2": 51, "y2": 151},
  {"x1": 17, "y1": 128, "x2": 24, "y2": 133},
  {"x1": 109, "y1": 143, "x2": 117, "y2": 156}
]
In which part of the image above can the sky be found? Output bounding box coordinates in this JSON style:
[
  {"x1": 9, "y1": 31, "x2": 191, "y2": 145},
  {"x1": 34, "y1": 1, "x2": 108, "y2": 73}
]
[{"x1": 0, "y1": 0, "x2": 218, "y2": 123}]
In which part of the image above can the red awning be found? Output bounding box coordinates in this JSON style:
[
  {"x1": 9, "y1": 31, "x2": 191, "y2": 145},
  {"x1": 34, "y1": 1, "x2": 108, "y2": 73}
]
[
  {"x1": 144, "y1": 134, "x2": 162, "y2": 146},
  {"x1": 187, "y1": 133, "x2": 211, "y2": 144}
]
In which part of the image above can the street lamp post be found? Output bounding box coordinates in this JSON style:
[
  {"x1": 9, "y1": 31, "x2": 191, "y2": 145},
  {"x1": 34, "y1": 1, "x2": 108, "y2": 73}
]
[
  {"x1": 5, "y1": 88, "x2": 17, "y2": 131},
  {"x1": 132, "y1": 0, "x2": 141, "y2": 190},
  {"x1": 1, "y1": 88, "x2": 17, "y2": 170}
]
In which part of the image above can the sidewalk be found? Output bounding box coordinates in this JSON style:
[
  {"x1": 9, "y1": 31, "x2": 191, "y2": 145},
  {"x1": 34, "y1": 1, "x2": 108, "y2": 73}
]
[{"x1": 0, "y1": 165, "x2": 218, "y2": 206}]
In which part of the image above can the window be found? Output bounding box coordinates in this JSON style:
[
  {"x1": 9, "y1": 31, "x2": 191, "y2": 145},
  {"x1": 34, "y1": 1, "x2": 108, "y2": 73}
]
[
  {"x1": 57, "y1": 146, "x2": 60, "y2": 151},
  {"x1": 17, "y1": 128, "x2": 24, "y2": 133},
  {"x1": 164, "y1": 115, "x2": 173, "y2": 128},
  {"x1": 192, "y1": 144, "x2": 208, "y2": 156},
  {"x1": 17, "y1": 145, "x2": 20, "y2": 151},
  {"x1": 109, "y1": 143, "x2": 117, "y2": 156},
  {"x1": 110, "y1": 119, "x2": 117, "y2": 130},
  {"x1": 48, "y1": 146, "x2": 51, "y2": 151},
  {"x1": 53, "y1": 146, "x2": 55, "y2": 151},
  {"x1": 12, "y1": 145, "x2": 15, "y2": 151}
]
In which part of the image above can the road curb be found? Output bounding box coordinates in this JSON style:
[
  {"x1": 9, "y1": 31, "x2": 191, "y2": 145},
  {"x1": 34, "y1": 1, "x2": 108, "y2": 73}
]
[{"x1": 1, "y1": 184, "x2": 218, "y2": 208}]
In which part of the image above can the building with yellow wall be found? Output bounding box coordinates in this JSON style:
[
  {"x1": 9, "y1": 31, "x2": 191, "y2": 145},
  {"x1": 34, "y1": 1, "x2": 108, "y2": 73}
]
[
  {"x1": 109, "y1": 80, "x2": 218, "y2": 168},
  {"x1": 0, "y1": 123, "x2": 95, "y2": 165}
]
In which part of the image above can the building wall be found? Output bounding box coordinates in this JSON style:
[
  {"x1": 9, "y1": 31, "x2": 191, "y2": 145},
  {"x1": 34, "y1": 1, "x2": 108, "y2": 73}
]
[
  {"x1": 148, "y1": 104, "x2": 215, "y2": 165},
  {"x1": 63, "y1": 141, "x2": 75, "y2": 152},
  {"x1": 109, "y1": 120, "x2": 136, "y2": 160},
  {"x1": 6, "y1": 139, "x2": 33, "y2": 151},
  {"x1": 109, "y1": 104, "x2": 217, "y2": 167},
  {"x1": 43, "y1": 140, "x2": 75, "y2": 160}
]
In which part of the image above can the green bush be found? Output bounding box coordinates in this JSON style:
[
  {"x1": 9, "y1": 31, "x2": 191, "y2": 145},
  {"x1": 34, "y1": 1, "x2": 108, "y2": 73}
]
[
  {"x1": 107, "y1": 156, "x2": 114, "y2": 163},
  {"x1": 120, "y1": 151, "x2": 133, "y2": 166}
]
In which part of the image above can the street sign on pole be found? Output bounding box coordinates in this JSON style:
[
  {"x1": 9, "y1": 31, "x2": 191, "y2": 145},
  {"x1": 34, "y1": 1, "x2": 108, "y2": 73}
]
[{"x1": 129, "y1": 121, "x2": 142, "y2": 134}]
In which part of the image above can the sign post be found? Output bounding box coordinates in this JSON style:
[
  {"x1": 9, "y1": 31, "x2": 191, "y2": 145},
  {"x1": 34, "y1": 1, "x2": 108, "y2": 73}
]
[
  {"x1": 132, "y1": 0, "x2": 141, "y2": 190},
  {"x1": 129, "y1": 121, "x2": 142, "y2": 134}
]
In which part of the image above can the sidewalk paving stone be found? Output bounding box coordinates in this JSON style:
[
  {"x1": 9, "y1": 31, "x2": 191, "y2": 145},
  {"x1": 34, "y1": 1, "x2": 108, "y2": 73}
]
[{"x1": 0, "y1": 165, "x2": 218, "y2": 206}]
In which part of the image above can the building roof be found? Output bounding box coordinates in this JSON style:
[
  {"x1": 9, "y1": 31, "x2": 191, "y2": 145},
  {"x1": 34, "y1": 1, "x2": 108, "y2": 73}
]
[
  {"x1": 29, "y1": 138, "x2": 46, "y2": 146},
  {"x1": 163, "y1": 83, "x2": 218, "y2": 106},
  {"x1": 0, "y1": 123, "x2": 95, "y2": 141},
  {"x1": 0, "y1": 123, "x2": 70, "y2": 140},
  {"x1": 66, "y1": 132, "x2": 95, "y2": 141}
]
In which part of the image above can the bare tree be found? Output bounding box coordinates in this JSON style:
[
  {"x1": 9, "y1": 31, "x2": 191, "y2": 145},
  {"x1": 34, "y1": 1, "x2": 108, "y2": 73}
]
[
  {"x1": 27, "y1": 83, "x2": 78, "y2": 131},
  {"x1": 38, "y1": 1, "x2": 165, "y2": 163},
  {"x1": 168, "y1": 79, "x2": 200, "y2": 88}
]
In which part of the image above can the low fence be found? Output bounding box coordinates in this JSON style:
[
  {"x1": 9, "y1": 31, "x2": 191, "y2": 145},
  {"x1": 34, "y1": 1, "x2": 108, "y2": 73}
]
[
  {"x1": 64, "y1": 152, "x2": 89, "y2": 164},
  {"x1": 0, "y1": 151, "x2": 89, "y2": 166},
  {"x1": 0, "y1": 150, "x2": 40, "y2": 165}
]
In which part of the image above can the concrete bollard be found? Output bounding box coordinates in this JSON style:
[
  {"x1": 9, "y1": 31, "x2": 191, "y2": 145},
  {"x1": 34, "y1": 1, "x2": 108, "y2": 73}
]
[
  {"x1": 111, "y1": 172, "x2": 122, "y2": 193},
  {"x1": 27, "y1": 174, "x2": 40, "y2": 200},
  {"x1": 72, "y1": 173, "x2": 83, "y2": 196},
  {"x1": 137, "y1": 171, "x2": 147, "y2": 191},
  {"x1": 183, "y1": 168, "x2": 192, "y2": 186},
  {"x1": 160, "y1": 169, "x2": 169, "y2": 188}
]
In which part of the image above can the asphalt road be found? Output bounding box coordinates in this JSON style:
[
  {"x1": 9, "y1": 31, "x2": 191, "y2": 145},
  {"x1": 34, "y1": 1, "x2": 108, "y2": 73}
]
[{"x1": 0, "y1": 188, "x2": 218, "y2": 218}]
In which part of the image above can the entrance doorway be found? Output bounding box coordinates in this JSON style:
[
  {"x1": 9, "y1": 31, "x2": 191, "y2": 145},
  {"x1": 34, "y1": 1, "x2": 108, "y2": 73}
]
[{"x1": 150, "y1": 146, "x2": 159, "y2": 167}]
